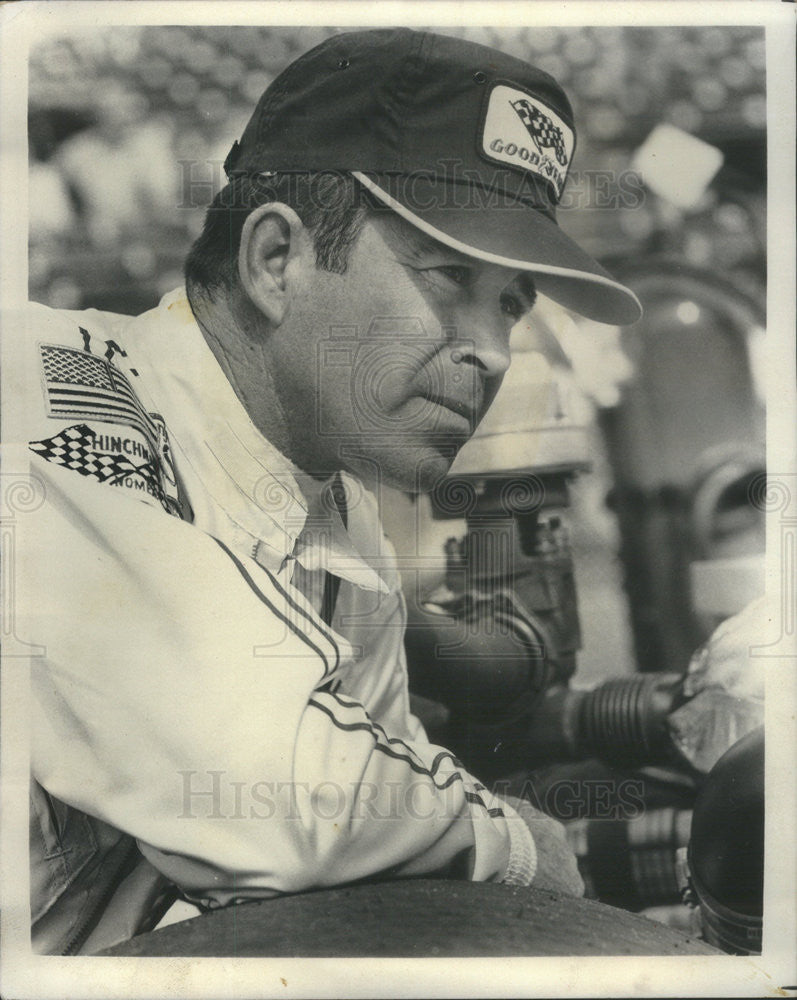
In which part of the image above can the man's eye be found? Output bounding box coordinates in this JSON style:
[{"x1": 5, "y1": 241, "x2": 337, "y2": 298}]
[
  {"x1": 435, "y1": 265, "x2": 471, "y2": 286},
  {"x1": 500, "y1": 292, "x2": 525, "y2": 319}
]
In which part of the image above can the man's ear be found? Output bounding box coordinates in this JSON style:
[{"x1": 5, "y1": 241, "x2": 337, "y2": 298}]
[{"x1": 238, "y1": 203, "x2": 309, "y2": 327}]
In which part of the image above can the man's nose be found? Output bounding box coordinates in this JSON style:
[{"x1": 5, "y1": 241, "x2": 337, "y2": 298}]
[{"x1": 450, "y1": 309, "x2": 512, "y2": 380}]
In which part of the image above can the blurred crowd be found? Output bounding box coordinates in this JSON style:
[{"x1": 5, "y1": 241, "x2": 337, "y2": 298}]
[{"x1": 29, "y1": 25, "x2": 766, "y2": 316}]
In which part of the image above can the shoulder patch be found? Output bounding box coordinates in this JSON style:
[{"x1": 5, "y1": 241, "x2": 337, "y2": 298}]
[
  {"x1": 38, "y1": 342, "x2": 159, "y2": 449},
  {"x1": 29, "y1": 422, "x2": 182, "y2": 517}
]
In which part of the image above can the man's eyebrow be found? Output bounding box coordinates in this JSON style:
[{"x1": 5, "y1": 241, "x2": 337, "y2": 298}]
[
  {"x1": 399, "y1": 227, "x2": 464, "y2": 262},
  {"x1": 392, "y1": 220, "x2": 538, "y2": 305}
]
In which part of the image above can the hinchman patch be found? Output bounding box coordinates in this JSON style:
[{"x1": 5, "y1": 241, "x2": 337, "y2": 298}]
[
  {"x1": 34, "y1": 342, "x2": 185, "y2": 516},
  {"x1": 29, "y1": 423, "x2": 183, "y2": 516},
  {"x1": 480, "y1": 83, "x2": 575, "y2": 201}
]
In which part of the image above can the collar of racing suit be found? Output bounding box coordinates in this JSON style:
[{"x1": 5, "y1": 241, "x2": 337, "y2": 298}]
[{"x1": 131, "y1": 287, "x2": 390, "y2": 597}]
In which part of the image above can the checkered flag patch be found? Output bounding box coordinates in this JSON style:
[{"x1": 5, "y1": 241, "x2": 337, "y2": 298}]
[
  {"x1": 510, "y1": 99, "x2": 568, "y2": 166},
  {"x1": 29, "y1": 423, "x2": 163, "y2": 495}
]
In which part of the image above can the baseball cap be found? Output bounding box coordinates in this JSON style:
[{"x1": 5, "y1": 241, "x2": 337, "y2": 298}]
[{"x1": 224, "y1": 28, "x2": 642, "y2": 326}]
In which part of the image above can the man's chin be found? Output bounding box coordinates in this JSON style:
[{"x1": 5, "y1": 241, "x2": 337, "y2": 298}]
[
  {"x1": 342, "y1": 442, "x2": 459, "y2": 495},
  {"x1": 386, "y1": 444, "x2": 461, "y2": 495}
]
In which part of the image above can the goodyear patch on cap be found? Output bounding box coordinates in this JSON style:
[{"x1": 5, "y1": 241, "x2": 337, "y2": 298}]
[{"x1": 480, "y1": 83, "x2": 575, "y2": 201}]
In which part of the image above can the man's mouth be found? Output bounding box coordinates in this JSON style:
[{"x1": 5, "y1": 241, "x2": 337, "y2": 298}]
[{"x1": 423, "y1": 393, "x2": 481, "y2": 427}]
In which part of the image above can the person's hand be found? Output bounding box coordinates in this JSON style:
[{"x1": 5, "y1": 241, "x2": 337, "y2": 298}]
[{"x1": 503, "y1": 795, "x2": 585, "y2": 897}]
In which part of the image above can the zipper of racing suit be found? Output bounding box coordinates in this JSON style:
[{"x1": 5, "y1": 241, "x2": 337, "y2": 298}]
[{"x1": 61, "y1": 838, "x2": 140, "y2": 956}]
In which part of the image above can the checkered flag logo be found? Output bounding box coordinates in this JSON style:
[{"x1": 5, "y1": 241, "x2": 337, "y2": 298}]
[
  {"x1": 29, "y1": 423, "x2": 163, "y2": 495},
  {"x1": 510, "y1": 99, "x2": 568, "y2": 166}
]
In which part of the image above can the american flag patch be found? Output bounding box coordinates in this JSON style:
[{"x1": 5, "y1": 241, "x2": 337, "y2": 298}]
[
  {"x1": 39, "y1": 343, "x2": 159, "y2": 448},
  {"x1": 510, "y1": 99, "x2": 568, "y2": 166}
]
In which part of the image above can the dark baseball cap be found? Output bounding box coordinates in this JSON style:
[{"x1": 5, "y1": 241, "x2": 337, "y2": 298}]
[{"x1": 224, "y1": 28, "x2": 642, "y2": 326}]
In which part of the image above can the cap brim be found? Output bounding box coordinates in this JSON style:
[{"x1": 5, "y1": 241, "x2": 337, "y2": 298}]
[{"x1": 353, "y1": 171, "x2": 642, "y2": 327}]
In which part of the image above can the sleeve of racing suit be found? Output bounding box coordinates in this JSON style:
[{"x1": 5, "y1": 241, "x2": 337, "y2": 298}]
[{"x1": 20, "y1": 459, "x2": 536, "y2": 906}]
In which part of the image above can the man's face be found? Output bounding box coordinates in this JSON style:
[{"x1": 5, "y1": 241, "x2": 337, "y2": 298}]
[{"x1": 272, "y1": 209, "x2": 536, "y2": 493}]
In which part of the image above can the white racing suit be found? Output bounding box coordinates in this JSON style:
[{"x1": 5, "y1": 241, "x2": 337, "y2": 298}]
[{"x1": 7, "y1": 288, "x2": 535, "y2": 954}]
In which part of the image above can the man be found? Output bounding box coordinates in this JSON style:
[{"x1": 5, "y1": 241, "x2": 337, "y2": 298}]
[{"x1": 14, "y1": 28, "x2": 641, "y2": 954}]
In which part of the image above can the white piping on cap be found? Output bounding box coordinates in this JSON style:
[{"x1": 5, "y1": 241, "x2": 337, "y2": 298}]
[{"x1": 352, "y1": 170, "x2": 641, "y2": 317}]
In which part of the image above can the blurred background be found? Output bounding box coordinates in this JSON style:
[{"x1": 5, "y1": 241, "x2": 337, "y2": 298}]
[
  {"x1": 27, "y1": 23, "x2": 769, "y2": 937},
  {"x1": 28, "y1": 25, "x2": 767, "y2": 307}
]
